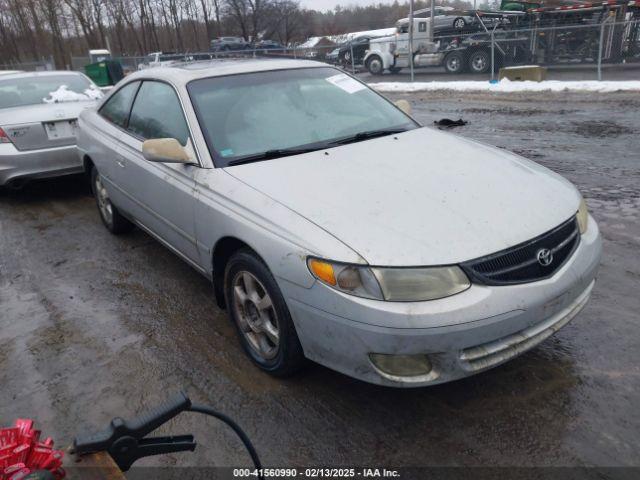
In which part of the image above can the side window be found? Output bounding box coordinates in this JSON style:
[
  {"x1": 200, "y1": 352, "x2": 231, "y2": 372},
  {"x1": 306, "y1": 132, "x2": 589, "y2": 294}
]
[
  {"x1": 99, "y1": 82, "x2": 139, "y2": 128},
  {"x1": 127, "y1": 81, "x2": 189, "y2": 146},
  {"x1": 419, "y1": 22, "x2": 427, "y2": 32}
]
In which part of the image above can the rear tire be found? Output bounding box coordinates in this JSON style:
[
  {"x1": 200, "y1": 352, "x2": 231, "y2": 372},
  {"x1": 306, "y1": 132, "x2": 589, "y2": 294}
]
[
  {"x1": 444, "y1": 51, "x2": 466, "y2": 74},
  {"x1": 453, "y1": 17, "x2": 467, "y2": 30},
  {"x1": 91, "y1": 166, "x2": 133, "y2": 234},
  {"x1": 224, "y1": 249, "x2": 306, "y2": 377},
  {"x1": 468, "y1": 49, "x2": 491, "y2": 74}
]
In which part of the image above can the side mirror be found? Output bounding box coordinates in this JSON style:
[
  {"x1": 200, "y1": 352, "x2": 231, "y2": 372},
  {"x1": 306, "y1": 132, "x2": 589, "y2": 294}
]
[
  {"x1": 142, "y1": 138, "x2": 193, "y2": 164},
  {"x1": 394, "y1": 99, "x2": 412, "y2": 116}
]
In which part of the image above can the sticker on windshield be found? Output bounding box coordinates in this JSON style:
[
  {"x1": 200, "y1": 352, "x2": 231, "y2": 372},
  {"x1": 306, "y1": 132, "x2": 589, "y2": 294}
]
[{"x1": 325, "y1": 74, "x2": 366, "y2": 94}]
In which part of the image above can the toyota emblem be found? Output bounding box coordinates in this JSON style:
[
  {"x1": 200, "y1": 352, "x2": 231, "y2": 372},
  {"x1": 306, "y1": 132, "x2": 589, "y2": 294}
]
[{"x1": 536, "y1": 248, "x2": 554, "y2": 267}]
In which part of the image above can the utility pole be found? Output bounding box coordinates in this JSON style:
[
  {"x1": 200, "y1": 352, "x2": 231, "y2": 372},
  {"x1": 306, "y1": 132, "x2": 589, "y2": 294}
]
[
  {"x1": 430, "y1": 0, "x2": 435, "y2": 43},
  {"x1": 409, "y1": 0, "x2": 415, "y2": 81}
]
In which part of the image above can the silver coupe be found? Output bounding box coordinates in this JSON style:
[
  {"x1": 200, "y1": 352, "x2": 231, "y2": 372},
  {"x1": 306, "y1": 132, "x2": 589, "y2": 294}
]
[{"x1": 77, "y1": 59, "x2": 601, "y2": 387}]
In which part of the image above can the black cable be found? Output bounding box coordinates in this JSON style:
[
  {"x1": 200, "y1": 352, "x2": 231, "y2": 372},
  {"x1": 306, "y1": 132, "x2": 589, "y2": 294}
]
[{"x1": 188, "y1": 404, "x2": 264, "y2": 480}]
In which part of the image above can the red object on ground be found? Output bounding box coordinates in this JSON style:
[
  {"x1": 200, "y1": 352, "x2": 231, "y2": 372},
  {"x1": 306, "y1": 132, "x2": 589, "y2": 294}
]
[{"x1": 0, "y1": 420, "x2": 65, "y2": 480}]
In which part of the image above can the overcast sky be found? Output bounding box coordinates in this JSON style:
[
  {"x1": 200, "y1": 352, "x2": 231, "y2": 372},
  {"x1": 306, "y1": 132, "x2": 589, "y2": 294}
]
[{"x1": 300, "y1": 0, "x2": 396, "y2": 12}]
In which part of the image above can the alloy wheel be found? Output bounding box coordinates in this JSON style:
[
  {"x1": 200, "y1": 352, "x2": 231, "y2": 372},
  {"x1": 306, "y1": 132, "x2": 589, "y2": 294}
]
[
  {"x1": 232, "y1": 271, "x2": 280, "y2": 361},
  {"x1": 94, "y1": 174, "x2": 113, "y2": 226}
]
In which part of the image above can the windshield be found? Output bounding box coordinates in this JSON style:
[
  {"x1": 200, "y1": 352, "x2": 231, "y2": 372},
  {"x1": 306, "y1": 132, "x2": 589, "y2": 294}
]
[
  {"x1": 188, "y1": 67, "x2": 417, "y2": 166},
  {"x1": 0, "y1": 74, "x2": 98, "y2": 109}
]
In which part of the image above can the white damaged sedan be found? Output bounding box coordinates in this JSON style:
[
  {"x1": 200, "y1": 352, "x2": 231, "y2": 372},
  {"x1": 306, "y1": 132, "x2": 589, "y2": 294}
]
[{"x1": 77, "y1": 59, "x2": 601, "y2": 387}]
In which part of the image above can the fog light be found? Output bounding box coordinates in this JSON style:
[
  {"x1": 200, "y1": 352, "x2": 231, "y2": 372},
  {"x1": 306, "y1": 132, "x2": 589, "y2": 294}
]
[{"x1": 369, "y1": 353, "x2": 432, "y2": 377}]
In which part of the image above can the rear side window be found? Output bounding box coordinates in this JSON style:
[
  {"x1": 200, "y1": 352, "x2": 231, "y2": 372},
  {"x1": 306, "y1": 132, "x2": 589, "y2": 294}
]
[
  {"x1": 99, "y1": 82, "x2": 139, "y2": 128},
  {"x1": 127, "y1": 81, "x2": 189, "y2": 146}
]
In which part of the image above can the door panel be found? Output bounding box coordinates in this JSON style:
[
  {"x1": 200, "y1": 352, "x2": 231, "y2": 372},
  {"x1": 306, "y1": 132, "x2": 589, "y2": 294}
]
[
  {"x1": 115, "y1": 80, "x2": 200, "y2": 264},
  {"x1": 89, "y1": 81, "x2": 141, "y2": 212},
  {"x1": 116, "y1": 135, "x2": 200, "y2": 264}
]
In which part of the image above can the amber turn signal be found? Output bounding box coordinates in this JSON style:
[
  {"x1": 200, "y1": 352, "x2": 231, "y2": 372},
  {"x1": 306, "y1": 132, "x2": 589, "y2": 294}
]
[{"x1": 308, "y1": 258, "x2": 337, "y2": 286}]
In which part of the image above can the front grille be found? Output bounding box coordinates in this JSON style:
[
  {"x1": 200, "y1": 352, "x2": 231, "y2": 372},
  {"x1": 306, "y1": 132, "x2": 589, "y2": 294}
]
[{"x1": 461, "y1": 216, "x2": 580, "y2": 285}]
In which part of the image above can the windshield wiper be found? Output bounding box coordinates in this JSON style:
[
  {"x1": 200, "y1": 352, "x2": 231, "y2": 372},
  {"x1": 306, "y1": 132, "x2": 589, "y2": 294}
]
[
  {"x1": 226, "y1": 147, "x2": 324, "y2": 166},
  {"x1": 329, "y1": 128, "x2": 409, "y2": 146}
]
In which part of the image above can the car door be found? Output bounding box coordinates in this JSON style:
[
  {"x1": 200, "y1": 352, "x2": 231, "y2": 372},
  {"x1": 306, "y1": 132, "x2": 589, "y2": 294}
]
[
  {"x1": 116, "y1": 80, "x2": 201, "y2": 266},
  {"x1": 89, "y1": 80, "x2": 141, "y2": 211}
]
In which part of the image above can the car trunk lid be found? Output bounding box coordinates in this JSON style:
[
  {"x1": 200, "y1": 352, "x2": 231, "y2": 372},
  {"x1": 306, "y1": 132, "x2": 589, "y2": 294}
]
[{"x1": 0, "y1": 102, "x2": 93, "y2": 151}]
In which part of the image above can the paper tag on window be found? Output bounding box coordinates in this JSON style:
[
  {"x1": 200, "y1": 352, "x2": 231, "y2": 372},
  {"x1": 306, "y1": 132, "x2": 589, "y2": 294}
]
[{"x1": 325, "y1": 73, "x2": 366, "y2": 94}]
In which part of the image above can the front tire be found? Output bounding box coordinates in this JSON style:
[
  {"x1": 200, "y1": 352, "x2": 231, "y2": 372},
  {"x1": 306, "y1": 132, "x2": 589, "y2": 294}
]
[
  {"x1": 91, "y1": 166, "x2": 133, "y2": 234},
  {"x1": 366, "y1": 55, "x2": 384, "y2": 75},
  {"x1": 224, "y1": 249, "x2": 306, "y2": 377}
]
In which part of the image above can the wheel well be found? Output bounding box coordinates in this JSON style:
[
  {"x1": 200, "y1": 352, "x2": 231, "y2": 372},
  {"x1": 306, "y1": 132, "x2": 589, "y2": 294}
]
[
  {"x1": 211, "y1": 237, "x2": 257, "y2": 309},
  {"x1": 83, "y1": 155, "x2": 94, "y2": 177},
  {"x1": 366, "y1": 54, "x2": 381, "y2": 64}
]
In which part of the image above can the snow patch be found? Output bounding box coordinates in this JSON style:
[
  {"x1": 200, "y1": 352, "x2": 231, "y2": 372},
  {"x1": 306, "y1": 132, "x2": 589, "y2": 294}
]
[
  {"x1": 369, "y1": 78, "x2": 640, "y2": 93},
  {"x1": 331, "y1": 28, "x2": 397, "y2": 44},
  {"x1": 298, "y1": 37, "x2": 323, "y2": 49},
  {"x1": 298, "y1": 28, "x2": 397, "y2": 49},
  {"x1": 43, "y1": 85, "x2": 104, "y2": 104}
]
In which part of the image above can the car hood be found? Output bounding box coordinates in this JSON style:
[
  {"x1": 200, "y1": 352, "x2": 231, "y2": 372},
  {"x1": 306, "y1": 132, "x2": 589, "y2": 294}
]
[{"x1": 225, "y1": 127, "x2": 580, "y2": 266}]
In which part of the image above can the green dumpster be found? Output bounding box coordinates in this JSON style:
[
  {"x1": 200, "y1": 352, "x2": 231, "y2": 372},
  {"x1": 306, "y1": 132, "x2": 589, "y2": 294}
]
[{"x1": 84, "y1": 60, "x2": 124, "y2": 87}]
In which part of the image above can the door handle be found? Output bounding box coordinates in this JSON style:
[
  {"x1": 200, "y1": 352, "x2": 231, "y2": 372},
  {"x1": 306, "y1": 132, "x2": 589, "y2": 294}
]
[{"x1": 116, "y1": 158, "x2": 125, "y2": 168}]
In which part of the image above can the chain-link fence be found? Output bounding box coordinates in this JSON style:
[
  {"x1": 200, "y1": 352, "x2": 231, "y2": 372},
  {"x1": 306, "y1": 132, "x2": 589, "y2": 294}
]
[
  {"x1": 7, "y1": 11, "x2": 636, "y2": 83},
  {"x1": 0, "y1": 57, "x2": 55, "y2": 73},
  {"x1": 92, "y1": 17, "x2": 634, "y2": 82}
]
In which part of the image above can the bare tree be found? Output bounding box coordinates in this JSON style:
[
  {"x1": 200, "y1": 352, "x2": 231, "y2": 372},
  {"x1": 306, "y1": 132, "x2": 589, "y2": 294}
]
[
  {"x1": 0, "y1": 0, "x2": 476, "y2": 64},
  {"x1": 226, "y1": 0, "x2": 249, "y2": 39}
]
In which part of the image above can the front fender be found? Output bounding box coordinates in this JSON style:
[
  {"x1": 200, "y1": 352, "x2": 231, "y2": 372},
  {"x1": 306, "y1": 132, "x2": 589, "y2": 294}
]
[
  {"x1": 193, "y1": 169, "x2": 365, "y2": 289},
  {"x1": 363, "y1": 50, "x2": 395, "y2": 68}
]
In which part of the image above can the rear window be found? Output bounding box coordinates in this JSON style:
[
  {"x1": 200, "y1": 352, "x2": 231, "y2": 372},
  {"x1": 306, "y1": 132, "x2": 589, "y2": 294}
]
[{"x1": 0, "y1": 74, "x2": 100, "y2": 109}]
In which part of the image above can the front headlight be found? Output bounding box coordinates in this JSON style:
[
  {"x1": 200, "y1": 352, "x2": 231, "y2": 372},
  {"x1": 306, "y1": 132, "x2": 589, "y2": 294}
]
[
  {"x1": 307, "y1": 258, "x2": 470, "y2": 302},
  {"x1": 371, "y1": 265, "x2": 471, "y2": 301},
  {"x1": 577, "y1": 197, "x2": 589, "y2": 234}
]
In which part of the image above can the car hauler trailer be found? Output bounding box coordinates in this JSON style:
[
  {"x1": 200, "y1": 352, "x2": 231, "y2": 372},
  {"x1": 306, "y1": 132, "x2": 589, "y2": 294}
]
[
  {"x1": 364, "y1": 0, "x2": 639, "y2": 75},
  {"x1": 527, "y1": 0, "x2": 640, "y2": 64}
]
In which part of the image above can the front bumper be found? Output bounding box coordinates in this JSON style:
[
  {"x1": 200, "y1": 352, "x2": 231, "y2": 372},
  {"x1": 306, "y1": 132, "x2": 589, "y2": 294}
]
[
  {"x1": 281, "y1": 215, "x2": 602, "y2": 387},
  {"x1": 0, "y1": 143, "x2": 82, "y2": 186}
]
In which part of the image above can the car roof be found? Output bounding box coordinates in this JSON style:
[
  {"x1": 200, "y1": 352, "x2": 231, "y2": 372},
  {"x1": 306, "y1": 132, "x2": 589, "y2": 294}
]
[
  {"x1": 125, "y1": 58, "x2": 327, "y2": 84},
  {"x1": 0, "y1": 70, "x2": 87, "y2": 82}
]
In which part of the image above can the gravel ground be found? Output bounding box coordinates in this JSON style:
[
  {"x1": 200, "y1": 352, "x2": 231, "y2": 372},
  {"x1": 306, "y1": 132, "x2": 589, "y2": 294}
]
[{"x1": 0, "y1": 90, "x2": 639, "y2": 476}]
